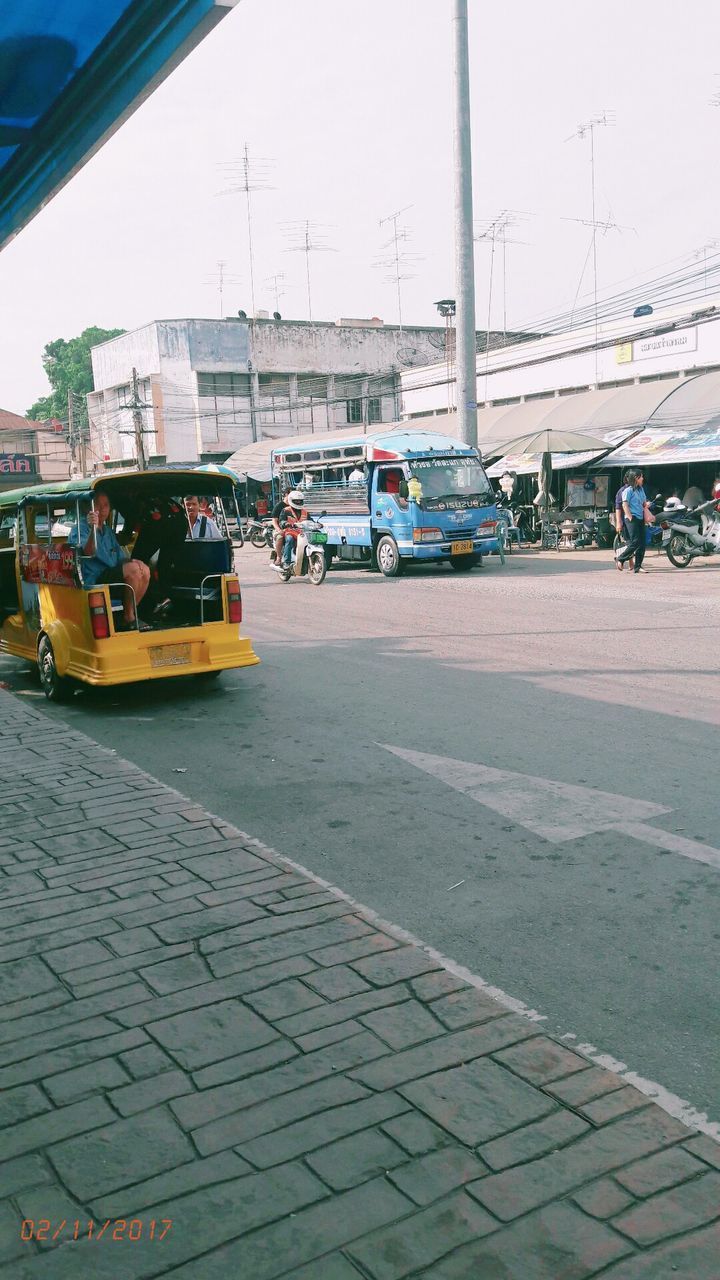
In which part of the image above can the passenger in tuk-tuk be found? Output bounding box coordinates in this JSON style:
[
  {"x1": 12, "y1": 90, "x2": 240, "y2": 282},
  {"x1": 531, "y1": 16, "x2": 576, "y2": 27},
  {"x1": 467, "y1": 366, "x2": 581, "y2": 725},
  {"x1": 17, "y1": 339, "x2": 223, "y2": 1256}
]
[
  {"x1": 69, "y1": 490, "x2": 151, "y2": 630},
  {"x1": 184, "y1": 495, "x2": 222, "y2": 540}
]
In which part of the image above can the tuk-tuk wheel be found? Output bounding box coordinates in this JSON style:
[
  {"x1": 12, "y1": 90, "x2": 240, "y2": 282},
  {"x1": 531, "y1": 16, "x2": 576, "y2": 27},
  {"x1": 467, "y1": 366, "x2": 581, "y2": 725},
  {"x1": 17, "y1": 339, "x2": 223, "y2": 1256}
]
[{"x1": 37, "y1": 635, "x2": 73, "y2": 702}]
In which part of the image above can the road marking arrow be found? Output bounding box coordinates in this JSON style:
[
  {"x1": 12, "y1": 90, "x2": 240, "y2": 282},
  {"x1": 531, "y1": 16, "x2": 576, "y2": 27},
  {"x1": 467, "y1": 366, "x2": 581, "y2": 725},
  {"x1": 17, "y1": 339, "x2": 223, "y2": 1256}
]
[{"x1": 379, "y1": 745, "x2": 720, "y2": 871}]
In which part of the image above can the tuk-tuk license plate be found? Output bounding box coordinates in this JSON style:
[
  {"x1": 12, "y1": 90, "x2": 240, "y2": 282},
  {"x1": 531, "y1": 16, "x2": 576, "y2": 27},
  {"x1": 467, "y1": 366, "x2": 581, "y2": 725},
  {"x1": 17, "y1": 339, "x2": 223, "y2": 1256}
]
[
  {"x1": 452, "y1": 540, "x2": 474, "y2": 555},
  {"x1": 149, "y1": 643, "x2": 191, "y2": 668}
]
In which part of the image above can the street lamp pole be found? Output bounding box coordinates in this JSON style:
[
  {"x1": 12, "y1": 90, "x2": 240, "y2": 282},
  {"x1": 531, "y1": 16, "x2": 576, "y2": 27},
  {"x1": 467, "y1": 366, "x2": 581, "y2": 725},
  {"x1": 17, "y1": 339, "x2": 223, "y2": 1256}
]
[{"x1": 452, "y1": 0, "x2": 478, "y2": 449}]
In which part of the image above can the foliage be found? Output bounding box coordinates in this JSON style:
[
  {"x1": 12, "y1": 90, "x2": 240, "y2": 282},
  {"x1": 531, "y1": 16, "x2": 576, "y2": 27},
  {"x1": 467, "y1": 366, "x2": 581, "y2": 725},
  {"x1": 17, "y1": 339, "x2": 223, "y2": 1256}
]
[{"x1": 26, "y1": 326, "x2": 125, "y2": 421}]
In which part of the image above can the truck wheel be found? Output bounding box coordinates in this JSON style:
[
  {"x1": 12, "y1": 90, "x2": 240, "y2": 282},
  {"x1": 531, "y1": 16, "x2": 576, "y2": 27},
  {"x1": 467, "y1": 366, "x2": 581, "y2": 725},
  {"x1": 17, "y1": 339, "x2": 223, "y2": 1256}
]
[
  {"x1": 37, "y1": 635, "x2": 73, "y2": 702},
  {"x1": 376, "y1": 535, "x2": 403, "y2": 577}
]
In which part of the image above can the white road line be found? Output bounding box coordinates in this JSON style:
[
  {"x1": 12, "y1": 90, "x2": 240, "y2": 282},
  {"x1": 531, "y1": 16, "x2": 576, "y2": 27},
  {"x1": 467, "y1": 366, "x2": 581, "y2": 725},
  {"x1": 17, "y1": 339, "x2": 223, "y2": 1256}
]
[
  {"x1": 616, "y1": 821, "x2": 720, "y2": 871},
  {"x1": 378, "y1": 743, "x2": 720, "y2": 872}
]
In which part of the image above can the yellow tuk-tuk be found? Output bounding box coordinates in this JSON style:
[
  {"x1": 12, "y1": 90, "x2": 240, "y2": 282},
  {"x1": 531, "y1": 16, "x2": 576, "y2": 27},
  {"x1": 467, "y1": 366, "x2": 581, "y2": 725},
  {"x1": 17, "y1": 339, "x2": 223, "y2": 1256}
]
[{"x1": 0, "y1": 470, "x2": 259, "y2": 699}]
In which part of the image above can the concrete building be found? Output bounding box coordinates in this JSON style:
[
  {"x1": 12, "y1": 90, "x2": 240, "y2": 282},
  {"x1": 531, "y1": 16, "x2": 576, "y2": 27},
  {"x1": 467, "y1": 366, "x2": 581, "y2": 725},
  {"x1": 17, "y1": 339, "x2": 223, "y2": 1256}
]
[
  {"x1": 401, "y1": 297, "x2": 720, "y2": 428},
  {"x1": 400, "y1": 296, "x2": 720, "y2": 487},
  {"x1": 87, "y1": 316, "x2": 514, "y2": 469},
  {"x1": 0, "y1": 409, "x2": 71, "y2": 493}
]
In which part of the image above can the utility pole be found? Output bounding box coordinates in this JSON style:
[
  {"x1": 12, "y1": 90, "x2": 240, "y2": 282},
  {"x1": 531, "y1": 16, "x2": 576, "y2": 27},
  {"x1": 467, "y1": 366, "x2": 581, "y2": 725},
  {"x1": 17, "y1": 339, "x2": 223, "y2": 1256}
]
[
  {"x1": 78, "y1": 402, "x2": 87, "y2": 476},
  {"x1": 452, "y1": 0, "x2": 478, "y2": 448},
  {"x1": 131, "y1": 368, "x2": 148, "y2": 470},
  {"x1": 67, "y1": 390, "x2": 78, "y2": 476}
]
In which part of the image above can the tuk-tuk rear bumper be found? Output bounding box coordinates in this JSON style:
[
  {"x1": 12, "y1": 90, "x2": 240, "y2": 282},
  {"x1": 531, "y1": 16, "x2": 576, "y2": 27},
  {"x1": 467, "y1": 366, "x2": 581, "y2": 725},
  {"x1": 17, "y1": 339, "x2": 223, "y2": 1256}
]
[{"x1": 62, "y1": 626, "x2": 259, "y2": 686}]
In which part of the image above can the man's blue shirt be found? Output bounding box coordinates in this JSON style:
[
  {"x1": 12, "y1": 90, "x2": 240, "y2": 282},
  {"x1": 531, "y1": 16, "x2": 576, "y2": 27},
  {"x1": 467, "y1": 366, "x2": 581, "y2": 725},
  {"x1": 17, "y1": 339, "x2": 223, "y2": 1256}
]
[{"x1": 68, "y1": 519, "x2": 126, "y2": 586}]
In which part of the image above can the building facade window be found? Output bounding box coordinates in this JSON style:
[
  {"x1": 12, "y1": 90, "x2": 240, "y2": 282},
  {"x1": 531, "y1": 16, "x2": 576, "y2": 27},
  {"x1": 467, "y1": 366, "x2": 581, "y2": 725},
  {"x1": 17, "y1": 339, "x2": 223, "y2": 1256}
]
[
  {"x1": 346, "y1": 398, "x2": 363, "y2": 423},
  {"x1": 368, "y1": 397, "x2": 382, "y2": 424},
  {"x1": 258, "y1": 373, "x2": 291, "y2": 426},
  {"x1": 197, "y1": 371, "x2": 251, "y2": 440}
]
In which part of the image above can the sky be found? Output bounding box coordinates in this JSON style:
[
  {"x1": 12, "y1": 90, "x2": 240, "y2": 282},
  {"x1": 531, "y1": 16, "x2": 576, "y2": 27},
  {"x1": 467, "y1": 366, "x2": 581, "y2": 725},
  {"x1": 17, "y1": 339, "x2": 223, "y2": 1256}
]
[{"x1": 1, "y1": 0, "x2": 720, "y2": 415}]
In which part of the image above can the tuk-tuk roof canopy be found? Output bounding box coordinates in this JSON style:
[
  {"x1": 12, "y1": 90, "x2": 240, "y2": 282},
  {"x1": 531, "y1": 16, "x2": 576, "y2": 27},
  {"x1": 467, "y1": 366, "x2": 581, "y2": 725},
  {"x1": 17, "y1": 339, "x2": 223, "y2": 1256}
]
[{"x1": 0, "y1": 468, "x2": 236, "y2": 507}]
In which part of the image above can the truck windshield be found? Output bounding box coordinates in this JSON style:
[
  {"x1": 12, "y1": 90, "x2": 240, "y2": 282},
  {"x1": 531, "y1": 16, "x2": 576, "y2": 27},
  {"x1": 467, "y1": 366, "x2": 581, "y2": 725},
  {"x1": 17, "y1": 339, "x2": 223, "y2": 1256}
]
[{"x1": 411, "y1": 457, "x2": 494, "y2": 510}]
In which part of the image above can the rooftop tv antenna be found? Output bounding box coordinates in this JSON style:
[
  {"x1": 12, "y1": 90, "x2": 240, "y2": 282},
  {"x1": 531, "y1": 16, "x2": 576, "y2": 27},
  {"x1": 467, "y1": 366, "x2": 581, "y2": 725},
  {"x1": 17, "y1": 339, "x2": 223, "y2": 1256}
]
[
  {"x1": 562, "y1": 212, "x2": 634, "y2": 333},
  {"x1": 218, "y1": 144, "x2": 275, "y2": 317},
  {"x1": 282, "y1": 221, "x2": 336, "y2": 321},
  {"x1": 694, "y1": 239, "x2": 720, "y2": 293},
  {"x1": 566, "y1": 111, "x2": 616, "y2": 379},
  {"x1": 265, "y1": 271, "x2": 289, "y2": 315},
  {"x1": 474, "y1": 210, "x2": 530, "y2": 399},
  {"x1": 375, "y1": 206, "x2": 422, "y2": 332},
  {"x1": 203, "y1": 260, "x2": 243, "y2": 319}
]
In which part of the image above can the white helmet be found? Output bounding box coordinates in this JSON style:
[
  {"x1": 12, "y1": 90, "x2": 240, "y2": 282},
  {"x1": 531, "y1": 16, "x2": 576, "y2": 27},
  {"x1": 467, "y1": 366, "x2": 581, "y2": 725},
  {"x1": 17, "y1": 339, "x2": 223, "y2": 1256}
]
[{"x1": 287, "y1": 490, "x2": 304, "y2": 508}]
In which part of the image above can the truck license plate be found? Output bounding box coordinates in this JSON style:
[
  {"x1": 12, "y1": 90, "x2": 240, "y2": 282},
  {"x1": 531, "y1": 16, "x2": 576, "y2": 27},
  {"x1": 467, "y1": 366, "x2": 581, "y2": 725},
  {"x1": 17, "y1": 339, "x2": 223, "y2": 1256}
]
[
  {"x1": 149, "y1": 643, "x2": 191, "y2": 668},
  {"x1": 452, "y1": 540, "x2": 474, "y2": 555}
]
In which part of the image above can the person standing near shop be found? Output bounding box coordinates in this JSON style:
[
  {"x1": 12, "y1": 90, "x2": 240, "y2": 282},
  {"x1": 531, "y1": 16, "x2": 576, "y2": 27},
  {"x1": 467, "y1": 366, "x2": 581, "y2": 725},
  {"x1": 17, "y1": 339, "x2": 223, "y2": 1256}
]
[{"x1": 615, "y1": 469, "x2": 654, "y2": 573}]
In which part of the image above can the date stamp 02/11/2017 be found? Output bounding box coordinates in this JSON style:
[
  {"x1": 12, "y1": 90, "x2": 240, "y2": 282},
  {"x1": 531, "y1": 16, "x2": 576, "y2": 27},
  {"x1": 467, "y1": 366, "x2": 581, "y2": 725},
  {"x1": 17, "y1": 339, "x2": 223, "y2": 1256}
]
[{"x1": 21, "y1": 1219, "x2": 173, "y2": 1244}]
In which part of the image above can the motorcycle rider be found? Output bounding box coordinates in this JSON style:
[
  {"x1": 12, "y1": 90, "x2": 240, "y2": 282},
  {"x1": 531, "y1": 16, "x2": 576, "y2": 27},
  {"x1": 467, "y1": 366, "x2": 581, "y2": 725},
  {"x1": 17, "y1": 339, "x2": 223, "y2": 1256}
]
[
  {"x1": 271, "y1": 487, "x2": 292, "y2": 565},
  {"x1": 271, "y1": 488, "x2": 306, "y2": 572}
]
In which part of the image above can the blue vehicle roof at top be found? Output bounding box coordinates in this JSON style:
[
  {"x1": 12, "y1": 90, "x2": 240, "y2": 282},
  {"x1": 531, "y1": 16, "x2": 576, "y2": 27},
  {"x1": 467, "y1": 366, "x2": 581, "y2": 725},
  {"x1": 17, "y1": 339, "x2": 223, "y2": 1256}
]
[
  {"x1": 0, "y1": 0, "x2": 239, "y2": 249},
  {"x1": 272, "y1": 429, "x2": 480, "y2": 467}
]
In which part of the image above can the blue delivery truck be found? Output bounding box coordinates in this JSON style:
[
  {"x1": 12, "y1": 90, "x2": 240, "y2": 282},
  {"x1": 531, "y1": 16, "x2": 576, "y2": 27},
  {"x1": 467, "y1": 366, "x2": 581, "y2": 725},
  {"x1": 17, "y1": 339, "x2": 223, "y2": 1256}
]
[{"x1": 270, "y1": 428, "x2": 499, "y2": 576}]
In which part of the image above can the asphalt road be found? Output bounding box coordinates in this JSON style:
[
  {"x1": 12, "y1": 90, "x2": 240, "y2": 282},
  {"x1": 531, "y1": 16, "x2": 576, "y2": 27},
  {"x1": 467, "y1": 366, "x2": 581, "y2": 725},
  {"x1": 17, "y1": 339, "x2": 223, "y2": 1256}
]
[{"x1": 3, "y1": 544, "x2": 719, "y2": 1127}]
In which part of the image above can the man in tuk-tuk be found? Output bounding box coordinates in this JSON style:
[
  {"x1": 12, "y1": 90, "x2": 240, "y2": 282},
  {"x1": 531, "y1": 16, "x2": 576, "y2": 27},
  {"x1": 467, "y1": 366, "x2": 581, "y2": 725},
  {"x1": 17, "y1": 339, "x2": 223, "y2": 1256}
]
[{"x1": 69, "y1": 490, "x2": 151, "y2": 630}]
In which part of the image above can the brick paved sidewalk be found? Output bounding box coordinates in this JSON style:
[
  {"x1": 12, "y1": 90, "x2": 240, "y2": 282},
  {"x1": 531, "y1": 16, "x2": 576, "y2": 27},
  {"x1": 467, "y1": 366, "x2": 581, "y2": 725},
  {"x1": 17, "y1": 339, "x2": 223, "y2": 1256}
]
[{"x1": 0, "y1": 691, "x2": 719, "y2": 1279}]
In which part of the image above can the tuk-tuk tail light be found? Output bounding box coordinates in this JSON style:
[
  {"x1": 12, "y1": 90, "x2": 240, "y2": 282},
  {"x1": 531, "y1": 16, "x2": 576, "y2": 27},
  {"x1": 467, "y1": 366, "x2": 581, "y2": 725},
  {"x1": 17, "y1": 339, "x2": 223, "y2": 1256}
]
[
  {"x1": 227, "y1": 578, "x2": 242, "y2": 624},
  {"x1": 88, "y1": 591, "x2": 110, "y2": 639}
]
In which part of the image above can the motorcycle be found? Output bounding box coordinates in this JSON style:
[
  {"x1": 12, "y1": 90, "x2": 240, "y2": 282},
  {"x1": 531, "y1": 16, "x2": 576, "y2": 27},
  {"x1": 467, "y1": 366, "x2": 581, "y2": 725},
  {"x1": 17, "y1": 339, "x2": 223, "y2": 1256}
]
[
  {"x1": 658, "y1": 497, "x2": 720, "y2": 568},
  {"x1": 273, "y1": 515, "x2": 329, "y2": 585},
  {"x1": 243, "y1": 516, "x2": 274, "y2": 548}
]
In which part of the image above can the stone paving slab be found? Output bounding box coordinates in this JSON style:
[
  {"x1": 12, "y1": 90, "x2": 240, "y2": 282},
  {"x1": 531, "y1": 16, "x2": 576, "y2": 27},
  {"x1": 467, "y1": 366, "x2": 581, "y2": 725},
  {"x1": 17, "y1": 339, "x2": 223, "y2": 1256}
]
[{"x1": 0, "y1": 690, "x2": 719, "y2": 1278}]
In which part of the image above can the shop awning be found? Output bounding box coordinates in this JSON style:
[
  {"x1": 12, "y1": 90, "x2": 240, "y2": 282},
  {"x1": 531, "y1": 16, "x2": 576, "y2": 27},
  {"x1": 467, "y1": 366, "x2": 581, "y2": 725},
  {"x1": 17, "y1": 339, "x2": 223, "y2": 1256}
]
[
  {"x1": 0, "y1": 0, "x2": 239, "y2": 249},
  {"x1": 604, "y1": 371, "x2": 720, "y2": 465},
  {"x1": 486, "y1": 377, "x2": 693, "y2": 476}
]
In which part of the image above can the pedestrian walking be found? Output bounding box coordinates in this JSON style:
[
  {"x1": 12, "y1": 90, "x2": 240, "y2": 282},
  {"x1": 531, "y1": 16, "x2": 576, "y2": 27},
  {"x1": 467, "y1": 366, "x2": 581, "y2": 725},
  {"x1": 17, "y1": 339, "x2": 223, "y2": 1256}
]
[
  {"x1": 614, "y1": 469, "x2": 635, "y2": 571},
  {"x1": 615, "y1": 469, "x2": 655, "y2": 574}
]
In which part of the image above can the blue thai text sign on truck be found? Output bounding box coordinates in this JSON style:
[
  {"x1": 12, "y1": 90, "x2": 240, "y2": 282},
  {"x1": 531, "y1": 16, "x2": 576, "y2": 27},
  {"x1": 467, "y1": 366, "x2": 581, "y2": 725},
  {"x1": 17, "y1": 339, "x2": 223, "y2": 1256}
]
[{"x1": 271, "y1": 429, "x2": 499, "y2": 576}]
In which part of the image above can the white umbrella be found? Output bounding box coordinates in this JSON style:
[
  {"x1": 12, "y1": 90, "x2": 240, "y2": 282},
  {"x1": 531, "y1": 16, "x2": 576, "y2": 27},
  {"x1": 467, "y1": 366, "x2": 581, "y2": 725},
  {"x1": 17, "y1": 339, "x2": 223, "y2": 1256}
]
[
  {"x1": 488, "y1": 427, "x2": 612, "y2": 540},
  {"x1": 488, "y1": 427, "x2": 610, "y2": 458}
]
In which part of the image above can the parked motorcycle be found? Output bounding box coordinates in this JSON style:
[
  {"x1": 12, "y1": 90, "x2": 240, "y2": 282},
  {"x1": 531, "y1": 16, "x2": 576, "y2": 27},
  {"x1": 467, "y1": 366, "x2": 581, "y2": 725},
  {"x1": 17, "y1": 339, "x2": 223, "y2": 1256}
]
[
  {"x1": 659, "y1": 498, "x2": 720, "y2": 568},
  {"x1": 273, "y1": 515, "x2": 329, "y2": 585},
  {"x1": 243, "y1": 516, "x2": 274, "y2": 548}
]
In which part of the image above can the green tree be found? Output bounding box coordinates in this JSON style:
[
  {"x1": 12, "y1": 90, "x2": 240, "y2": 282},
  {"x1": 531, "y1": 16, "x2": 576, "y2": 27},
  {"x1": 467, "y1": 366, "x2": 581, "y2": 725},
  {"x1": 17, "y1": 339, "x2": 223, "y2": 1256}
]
[{"x1": 26, "y1": 326, "x2": 125, "y2": 421}]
